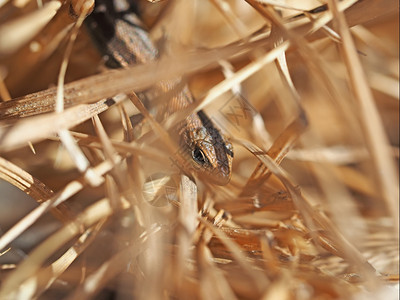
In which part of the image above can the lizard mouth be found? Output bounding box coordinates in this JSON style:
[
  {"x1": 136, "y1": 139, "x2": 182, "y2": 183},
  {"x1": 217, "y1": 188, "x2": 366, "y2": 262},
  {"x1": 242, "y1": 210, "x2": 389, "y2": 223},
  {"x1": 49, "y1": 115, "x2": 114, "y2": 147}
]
[
  {"x1": 208, "y1": 168, "x2": 231, "y2": 185},
  {"x1": 199, "y1": 170, "x2": 231, "y2": 186}
]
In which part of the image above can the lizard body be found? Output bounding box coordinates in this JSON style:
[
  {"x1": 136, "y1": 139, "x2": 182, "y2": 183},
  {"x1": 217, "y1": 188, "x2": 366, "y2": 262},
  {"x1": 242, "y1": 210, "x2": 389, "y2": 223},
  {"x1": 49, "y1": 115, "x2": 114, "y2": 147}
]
[{"x1": 85, "y1": 0, "x2": 233, "y2": 185}]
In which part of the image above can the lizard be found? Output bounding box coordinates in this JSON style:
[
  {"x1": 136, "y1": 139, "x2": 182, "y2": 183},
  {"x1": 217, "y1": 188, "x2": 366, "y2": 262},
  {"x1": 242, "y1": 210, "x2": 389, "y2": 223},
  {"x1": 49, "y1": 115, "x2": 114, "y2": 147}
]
[{"x1": 83, "y1": 0, "x2": 233, "y2": 185}]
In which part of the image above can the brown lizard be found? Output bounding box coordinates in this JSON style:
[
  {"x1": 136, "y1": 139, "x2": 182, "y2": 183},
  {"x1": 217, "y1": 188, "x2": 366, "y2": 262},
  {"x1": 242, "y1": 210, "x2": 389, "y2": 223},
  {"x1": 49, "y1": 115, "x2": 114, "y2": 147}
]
[{"x1": 84, "y1": 0, "x2": 233, "y2": 185}]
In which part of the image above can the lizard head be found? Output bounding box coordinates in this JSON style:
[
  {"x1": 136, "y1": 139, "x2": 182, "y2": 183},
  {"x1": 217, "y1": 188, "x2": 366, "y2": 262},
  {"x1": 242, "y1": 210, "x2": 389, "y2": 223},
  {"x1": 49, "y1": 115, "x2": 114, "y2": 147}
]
[{"x1": 181, "y1": 111, "x2": 233, "y2": 186}]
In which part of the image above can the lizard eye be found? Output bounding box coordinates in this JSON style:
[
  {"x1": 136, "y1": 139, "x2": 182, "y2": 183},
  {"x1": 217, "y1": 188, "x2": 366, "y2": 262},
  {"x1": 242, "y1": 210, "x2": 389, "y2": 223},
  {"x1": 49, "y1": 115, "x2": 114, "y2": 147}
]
[{"x1": 192, "y1": 147, "x2": 208, "y2": 165}]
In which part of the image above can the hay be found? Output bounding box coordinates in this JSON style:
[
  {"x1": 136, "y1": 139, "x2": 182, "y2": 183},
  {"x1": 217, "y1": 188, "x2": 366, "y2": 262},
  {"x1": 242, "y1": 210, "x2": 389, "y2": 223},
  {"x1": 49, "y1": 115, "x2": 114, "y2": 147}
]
[{"x1": 0, "y1": 0, "x2": 398, "y2": 299}]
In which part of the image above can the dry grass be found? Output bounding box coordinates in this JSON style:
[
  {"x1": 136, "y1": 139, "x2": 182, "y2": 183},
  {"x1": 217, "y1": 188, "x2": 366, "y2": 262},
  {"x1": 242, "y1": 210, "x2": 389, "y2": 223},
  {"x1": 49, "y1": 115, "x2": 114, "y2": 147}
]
[{"x1": 0, "y1": 0, "x2": 398, "y2": 299}]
